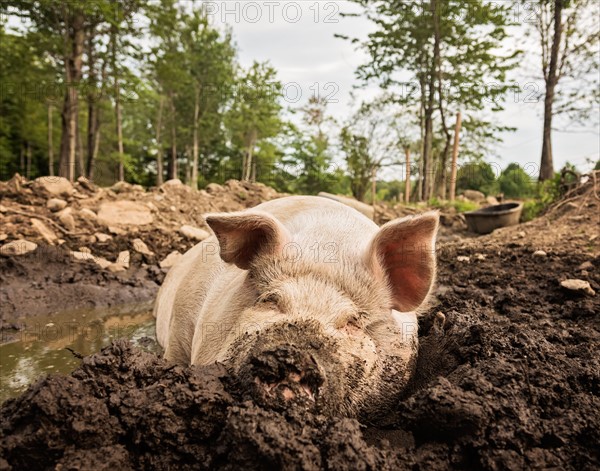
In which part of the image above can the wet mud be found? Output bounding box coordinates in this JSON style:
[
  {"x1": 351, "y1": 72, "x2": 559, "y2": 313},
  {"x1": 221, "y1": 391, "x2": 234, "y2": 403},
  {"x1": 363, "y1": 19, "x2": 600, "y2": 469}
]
[{"x1": 1, "y1": 242, "x2": 598, "y2": 470}]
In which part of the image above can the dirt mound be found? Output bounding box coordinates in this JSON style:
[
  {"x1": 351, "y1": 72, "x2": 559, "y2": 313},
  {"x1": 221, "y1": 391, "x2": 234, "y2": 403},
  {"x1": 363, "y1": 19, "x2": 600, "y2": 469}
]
[
  {"x1": 0, "y1": 176, "x2": 284, "y2": 321},
  {"x1": 2, "y1": 240, "x2": 598, "y2": 470}
]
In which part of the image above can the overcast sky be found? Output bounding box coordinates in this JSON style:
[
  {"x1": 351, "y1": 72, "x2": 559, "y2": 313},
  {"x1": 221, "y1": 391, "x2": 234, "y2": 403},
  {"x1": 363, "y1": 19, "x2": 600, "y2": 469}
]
[{"x1": 202, "y1": 0, "x2": 599, "y2": 175}]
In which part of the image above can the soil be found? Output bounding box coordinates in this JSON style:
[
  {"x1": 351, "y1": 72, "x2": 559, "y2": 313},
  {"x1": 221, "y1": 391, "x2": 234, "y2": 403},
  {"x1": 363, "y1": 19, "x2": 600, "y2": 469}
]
[
  {"x1": 1, "y1": 174, "x2": 598, "y2": 470},
  {"x1": 1, "y1": 227, "x2": 598, "y2": 470}
]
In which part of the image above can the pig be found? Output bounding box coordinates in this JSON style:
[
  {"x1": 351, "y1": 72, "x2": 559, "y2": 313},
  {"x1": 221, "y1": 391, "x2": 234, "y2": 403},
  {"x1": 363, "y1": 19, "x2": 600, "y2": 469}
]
[{"x1": 154, "y1": 196, "x2": 438, "y2": 417}]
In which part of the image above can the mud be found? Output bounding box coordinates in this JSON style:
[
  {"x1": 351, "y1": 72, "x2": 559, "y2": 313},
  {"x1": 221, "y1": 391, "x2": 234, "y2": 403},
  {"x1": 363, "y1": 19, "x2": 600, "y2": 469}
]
[{"x1": 2, "y1": 239, "x2": 598, "y2": 470}]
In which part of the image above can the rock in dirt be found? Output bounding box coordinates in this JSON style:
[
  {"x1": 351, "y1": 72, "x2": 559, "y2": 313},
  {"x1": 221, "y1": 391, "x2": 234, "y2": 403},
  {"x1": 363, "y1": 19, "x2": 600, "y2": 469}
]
[
  {"x1": 94, "y1": 232, "x2": 112, "y2": 243},
  {"x1": 97, "y1": 201, "x2": 153, "y2": 227},
  {"x1": 179, "y1": 225, "x2": 210, "y2": 241},
  {"x1": 578, "y1": 261, "x2": 593, "y2": 271},
  {"x1": 560, "y1": 279, "x2": 596, "y2": 296},
  {"x1": 206, "y1": 183, "x2": 224, "y2": 193},
  {"x1": 132, "y1": 238, "x2": 154, "y2": 256},
  {"x1": 117, "y1": 250, "x2": 130, "y2": 268},
  {"x1": 94, "y1": 257, "x2": 112, "y2": 269},
  {"x1": 107, "y1": 251, "x2": 130, "y2": 273},
  {"x1": 457, "y1": 255, "x2": 470, "y2": 263},
  {"x1": 161, "y1": 178, "x2": 183, "y2": 187},
  {"x1": 463, "y1": 189, "x2": 485, "y2": 202},
  {"x1": 33, "y1": 176, "x2": 73, "y2": 197},
  {"x1": 0, "y1": 239, "x2": 37, "y2": 256},
  {"x1": 159, "y1": 251, "x2": 182, "y2": 269},
  {"x1": 70, "y1": 250, "x2": 95, "y2": 262},
  {"x1": 46, "y1": 198, "x2": 67, "y2": 212},
  {"x1": 30, "y1": 218, "x2": 58, "y2": 244},
  {"x1": 107, "y1": 263, "x2": 127, "y2": 273},
  {"x1": 533, "y1": 250, "x2": 547, "y2": 258},
  {"x1": 76, "y1": 176, "x2": 96, "y2": 192},
  {"x1": 78, "y1": 208, "x2": 97, "y2": 221},
  {"x1": 57, "y1": 208, "x2": 76, "y2": 231}
]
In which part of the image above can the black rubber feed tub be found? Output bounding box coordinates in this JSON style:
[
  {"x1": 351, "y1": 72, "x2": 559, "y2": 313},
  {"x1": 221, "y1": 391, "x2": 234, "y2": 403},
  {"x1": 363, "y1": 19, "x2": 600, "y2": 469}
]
[{"x1": 464, "y1": 202, "x2": 523, "y2": 234}]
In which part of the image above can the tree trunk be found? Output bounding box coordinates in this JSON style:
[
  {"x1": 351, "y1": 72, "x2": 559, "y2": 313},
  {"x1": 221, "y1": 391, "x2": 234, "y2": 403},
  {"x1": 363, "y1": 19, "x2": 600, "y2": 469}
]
[
  {"x1": 86, "y1": 31, "x2": 97, "y2": 177},
  {"x1": 19, "y1": 144, "x2": 25, "y2": 174},
  {"x1": 423, "y1": 109, "x2": 433, "y2": 201},
  {"x1": 76, "y1": 116, "x2": 85, "y2": 178},
  {"x1": 115, "y1": 79, "x2": 124, "y2": 182},
  {"x1": 191, "y1": 86, "x2": 200, "y2": 189},
  {"x1": 87, "y1": 58, "x2": 107, "y2": 180},
  {"x1": 371, "y1": 167, "x2": 377, "y2": 206},
  {"x1": 155, "y1": 95, "x2": 165, "y2": 185},
  {"x1": 26, "y1": 141, "x2": 32, "y2": 179},
  {"x1": 185, "y1": 146, "x2": 192, "y2": 184},
  {"x1": 59, "y1": 7, "x2": 84, "y2": 182},
  {"x1": 48, "y1": 104, "x2": 54, "y2": 176},
  {"x1": 539, "y1": 0, "x2": 564, "y2": 181},
  {"x1": 449, "y1": 111, "x2": 462, "y2": 201},
  {"x1": 243, "y1": 130, "x2": 257, "y2": 181},
  {"x1": 417, "y1": 74, "x2": 426, "y2": 202},
  {"x1": 169, "y1": 93, "x2": 178, "y2": 180},
  {"x1": 112, "y1": 31, "x2": 124, "y2": 182},
  {"x1": 433, "y1": 0, "x2": 451, "y2": 200},
  {"x1": 404, "y1": 147, "x2": 411, "y2": 203}
]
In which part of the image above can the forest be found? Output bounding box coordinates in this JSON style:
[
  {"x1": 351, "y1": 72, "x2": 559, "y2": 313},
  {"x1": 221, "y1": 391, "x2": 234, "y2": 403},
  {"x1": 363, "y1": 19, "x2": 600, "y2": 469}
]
[{"x1": 0, "y1": 0, "x2": 598, "y2": 202}]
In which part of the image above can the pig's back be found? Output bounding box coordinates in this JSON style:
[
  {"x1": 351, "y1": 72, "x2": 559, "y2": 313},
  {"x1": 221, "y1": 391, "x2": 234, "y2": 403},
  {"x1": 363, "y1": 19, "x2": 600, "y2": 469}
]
[{"x1": 255, "y1": 196, "x2": 378, "y2": 254}]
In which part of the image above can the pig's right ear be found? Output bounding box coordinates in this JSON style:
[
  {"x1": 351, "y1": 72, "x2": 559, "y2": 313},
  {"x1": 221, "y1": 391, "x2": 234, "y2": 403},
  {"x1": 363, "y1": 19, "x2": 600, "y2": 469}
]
[
  {"x1": 365, "y1": 212, "x2": 439, "y2": 312},
  {"x1": 204, "y1": 211, "x2": 290, "y2": 270}
]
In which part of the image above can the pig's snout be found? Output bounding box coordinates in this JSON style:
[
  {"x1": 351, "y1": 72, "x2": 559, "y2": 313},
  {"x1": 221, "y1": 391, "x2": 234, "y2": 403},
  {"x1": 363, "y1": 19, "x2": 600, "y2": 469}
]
[{"x1": 250, "y1": 345, "x2": 324, "y2": 402}]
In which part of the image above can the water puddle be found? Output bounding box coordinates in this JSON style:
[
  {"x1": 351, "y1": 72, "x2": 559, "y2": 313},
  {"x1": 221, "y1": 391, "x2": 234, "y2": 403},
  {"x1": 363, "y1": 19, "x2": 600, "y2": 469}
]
[{"x1": 0, "y1": 302, "x2": 158, "y2": 403}]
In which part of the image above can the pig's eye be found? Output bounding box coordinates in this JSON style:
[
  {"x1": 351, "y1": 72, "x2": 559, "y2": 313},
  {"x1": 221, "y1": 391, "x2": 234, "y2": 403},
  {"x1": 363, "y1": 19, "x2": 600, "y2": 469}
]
[{"x1": 258, "y1": 293, "x2": 279, "y2": 305}]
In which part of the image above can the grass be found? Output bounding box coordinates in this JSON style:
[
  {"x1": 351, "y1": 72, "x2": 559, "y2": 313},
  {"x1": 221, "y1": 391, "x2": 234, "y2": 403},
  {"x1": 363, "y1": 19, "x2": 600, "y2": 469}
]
[{"x1": 427, "y1": 197, "x2": 479, "y2": 213}]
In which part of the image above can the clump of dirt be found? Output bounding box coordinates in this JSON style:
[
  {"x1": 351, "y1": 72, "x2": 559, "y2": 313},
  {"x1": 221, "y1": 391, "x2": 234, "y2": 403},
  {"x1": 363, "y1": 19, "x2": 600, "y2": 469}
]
[{"x1": 2, "y1": 239, "x2": 598, "y2": 470}]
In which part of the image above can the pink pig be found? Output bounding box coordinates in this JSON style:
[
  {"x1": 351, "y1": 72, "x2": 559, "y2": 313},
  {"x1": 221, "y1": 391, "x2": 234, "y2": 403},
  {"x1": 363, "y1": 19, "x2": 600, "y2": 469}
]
[{"x1": 154, "y1": 196, "x2": 438, "y2": 417}]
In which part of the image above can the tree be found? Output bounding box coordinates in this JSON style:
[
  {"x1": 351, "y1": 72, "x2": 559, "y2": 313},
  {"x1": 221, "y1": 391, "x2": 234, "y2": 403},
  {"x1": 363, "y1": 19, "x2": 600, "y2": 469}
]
[
  {"x1": 284, "y1": 97, "x2": 338, "y2": 194},
  {"x1": 498, "y1": 163, "x2": 535, "y2": 198},
  {"x1": 456, "y1": 162, "x2": 499, "y2": 196},
  {"x1": 181, "y1": 11, "x2": 235, "y2": 189},
  {"x1": 148, "y1": 0, "x2": 188, "y2": 182},
  {"x1": 340, "y1": 1, "x2": 518, "y2": 200},
  {"x1": 340, "y1": 127, "x2": 373, "y2": 202},
  {"x1": 525, "y1": 0, "x2": 599, "y2": 181},
  {"x1": 226, "y1": 62, "x2": 284, "y2": 182},
  {"x1": 0, "y1": 26, "x2": 60, "y2": 179}
]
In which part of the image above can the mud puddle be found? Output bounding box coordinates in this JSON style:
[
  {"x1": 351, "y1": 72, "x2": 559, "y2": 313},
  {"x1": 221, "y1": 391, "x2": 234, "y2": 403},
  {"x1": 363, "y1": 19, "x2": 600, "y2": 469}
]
[{"x1": 0, "y1": 302, "x2": 156, "y2": 403}]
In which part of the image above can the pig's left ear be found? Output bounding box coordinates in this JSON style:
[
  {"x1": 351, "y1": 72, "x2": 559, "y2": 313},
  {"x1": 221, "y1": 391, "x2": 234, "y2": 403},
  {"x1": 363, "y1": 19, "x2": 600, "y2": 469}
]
[
  {"x1": 366, "y1": 212, "x2": 439, "y2": 312},
  {"x1": 204, "y1": 210, "x2": 290, "y2": 270}
]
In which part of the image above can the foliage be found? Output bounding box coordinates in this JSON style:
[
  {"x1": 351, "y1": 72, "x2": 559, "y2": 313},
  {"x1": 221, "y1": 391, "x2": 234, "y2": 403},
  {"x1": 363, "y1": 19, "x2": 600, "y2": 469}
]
[
  {"x1": 498, "y1": 163, "x2": 535, "y2": 198},
  {"x1": 455, "y1": 162, "x2": 499, "y2": 196},
  {"x1": 340, "y1": 0, "x2": 519, "y2": 199}
]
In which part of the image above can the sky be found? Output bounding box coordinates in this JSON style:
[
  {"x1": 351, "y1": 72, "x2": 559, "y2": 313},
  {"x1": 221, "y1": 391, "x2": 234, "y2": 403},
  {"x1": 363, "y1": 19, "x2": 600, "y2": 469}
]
[{"x1": 201, "y1": 0, "x2": 599, "y2": 175}]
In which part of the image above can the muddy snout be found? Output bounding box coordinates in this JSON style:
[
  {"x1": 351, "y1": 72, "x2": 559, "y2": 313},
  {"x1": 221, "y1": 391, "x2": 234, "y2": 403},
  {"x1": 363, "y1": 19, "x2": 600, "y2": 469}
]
[{"x1": 250, "y1": 345, "x2": 324, "y2": 403}]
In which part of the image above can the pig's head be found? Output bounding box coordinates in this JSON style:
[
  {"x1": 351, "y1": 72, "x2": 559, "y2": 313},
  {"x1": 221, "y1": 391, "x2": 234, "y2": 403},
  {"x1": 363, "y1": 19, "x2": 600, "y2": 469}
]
[{"x1": 203, "y1": 209, "x2": 438, "y2": 418}]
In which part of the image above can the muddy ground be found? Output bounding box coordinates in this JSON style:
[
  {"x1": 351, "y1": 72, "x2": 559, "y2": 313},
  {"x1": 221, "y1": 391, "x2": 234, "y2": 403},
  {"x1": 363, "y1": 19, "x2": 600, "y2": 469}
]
[{"x1": 1, "y1": 211, "x2": 598, "y2": 470}]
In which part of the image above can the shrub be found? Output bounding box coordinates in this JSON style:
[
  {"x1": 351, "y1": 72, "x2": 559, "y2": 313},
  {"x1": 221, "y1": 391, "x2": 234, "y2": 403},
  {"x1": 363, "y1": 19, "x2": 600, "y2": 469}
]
[{"x1": 498, "y1": 163, "x2": 535, "y2": 198}]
